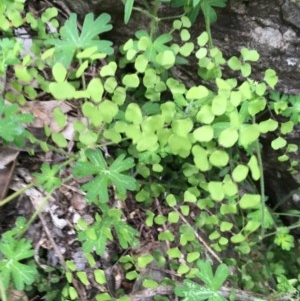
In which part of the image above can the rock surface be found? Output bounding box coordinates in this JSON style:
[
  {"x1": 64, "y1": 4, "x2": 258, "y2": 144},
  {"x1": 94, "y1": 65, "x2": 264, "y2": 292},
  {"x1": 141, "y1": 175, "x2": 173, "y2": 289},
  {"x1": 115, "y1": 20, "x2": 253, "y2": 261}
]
[{"x1": 42, "y1": 0, "x2": 300, "y2": 94}]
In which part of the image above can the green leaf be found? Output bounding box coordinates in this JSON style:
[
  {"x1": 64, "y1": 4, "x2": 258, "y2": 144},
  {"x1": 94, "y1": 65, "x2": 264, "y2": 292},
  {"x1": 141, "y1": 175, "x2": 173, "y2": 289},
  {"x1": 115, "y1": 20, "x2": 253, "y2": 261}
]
[
  {"x1": 79, "y1": 130, "x2": 98, "y2": 147},
  {"x1": 154, "y1": 215, "x2": 167, "y2": 225},
  {"x1": 271, "y1": 137, "x2": 287, "y2": 150},
  {"x1": 208, "y1": 181, "x2": 224, "y2": 201},
  {"x1": 274, "y1": 228, "x2": 294, "y2": 251},
  {"x1": 193, "y1": 125, "x2": 214, "y2": 142},
  {"x1": 240, "y1": 194, "x2": 261, "y2": 209},
  {"x1": 212, "y1": 263, "x2": 229, "y2": 290},
  {"x1": 34, "y1": 164, "x2": 62, "y2": 192},
  {"x1": 94, "y1": 269, "x2": 106, "y2": 285},
  {"x1": 255, "y1": 82, "x2": 266, "y2": 96},
  {"x1": 134, "y1": 54, "x2": 149, "y2": 73},
  {"x1": 264, "y1": 68, "x2": 278, "y2": 89},
  {"x1": 241, "y1": 48, "x2": 260, "y2": 62},
  {"x1": 192, "y1": 145, "x2": 210, "y2": 171},
  {"x1": 241, "y1": 62, "x2": 251, "y2": 76},
  {"x1": 136, "y1": 132, "x2": 158, "y2": 152},
  {"x1": 49, "y1": 81, "x2": 76, "y2": 100},
  {"x1": 220, "y1": 221, "x2": 233, "y2": 232},
  {"x1": 52, "y1": 132, "x2": 68, "y2": 148},
  {"x1": 104, "y1": 77, "x2": 118, "y2": 93},
  {"x1": 137, "y1": 36, "x2": 151, "y2": 51},
  {"x1": 232, "y1": 164, "x2": 249, "y2": 182},
  {"x1": 187, "y1": 252, "x2": 200, "y2": 263},
  {"x1": 196, "y1": 104, "x2": 215, "y2": 124},
  {"x1": 126, "y1": 270, "x2": 139, "y2": 280},
  {"x1": 223, "y1": 176, "x2": 238, "y2": 196},
  {"x1": 196, "y1": 47, "x2": 208, "y2": 59},
  {"x1": 180, "y1": 42, "x2": 194, "y2": 57},
  {"x1": 137, "y1": 254, "x2": 154, "y2": 268},
  {"x1": 231, "y1": 232, "x2": 246, "y2": 244},
  {"x1": 173, "y1": 19, "x2": 182, "y2": 30},
  {"x1": 53, "y1": 106, "x2": 67, "y2": 128},
  {"x1": 172, "y1": 118, "x2": 193, "y2": 137},
  {"x1": 77, "y1": 46, "x2": 99, "y2": 59},
  {"x1": 0, "y1": 236, "x2": 37, "y2": 290},
  {"x1": 168, "y1": 211, "x2": 180, "y2": 223},
  {"x1": 209, "y1": 150, "x2": 229, "y2": 167},
  {"x1": 211, "y1": 95, "x2": 227, "y2": 115},
  {"x1": 0, "y1": 98, "x2": 33, "y2": 146},
  {"x1": 113, "y1": 219, "x2": 139, "y2": 249},
  {"x1": 180, "y1": 28, "x2": 191, "y2": 41},
  {"x1": 76, "y1": 271, "x2": 90, "y2": 286},
  {"x1": 15, "y1": 65, "x2": 32, "y2": 82},
  {"x1": 200, "y1": 0, "x2": 227, "y2": 25},
  {"x1": 87, "y1": 78, "x2": 104, "y2": 102},
  {"x1": 52, "y1": 62, "x2": 67, "y2": 82},
  {"x1": 158, "y1": 230, "x2": 175, "y2": 242},
  {"x1": 156, "y1": 50, "x2": 176, "y2": 68},
  {"x1": 124, "y1": 0, "x2": 134, "y2": 24},
  {"x1": 112, "y1": 87, "x2": 126, "y2": 105},
  {"x1": 46, "y1": 13, "x2": 113, "y2": 66},
  {"x1": 167, "y1": 247, "x2": 182, "y2": 259},
  {"x1": 258, "y1": 119, "x2": 278, "y2": 133},
  {"x1": 122, "y1": 73, "x2": 140, "y2": 88},
  {"x1": 220, "y1": 203, "x2": 237, "y2": 215},
  {"x1": 125, "y1": 103, "x2": 143, "y2": 124},
  {"x1": 98, "y1": 100, "x2": 119, "y2": 123},
  {"x1": 239, "y1": 124, "x2": 260, "y2": 148},
  {"x1": 197, "y1": 31, "x2": 209, "y2": 46},
  {"x1": 248, "y1": 155, "x2": 260, "y2": 181},
  {"x1": 175, "y1": 279, "x2": 215, "y2": 300},
  {"x1": 186, "y1": 85, "x2": 209, "y2": 100},
  {"x1": 280, "y1": 121, "x2": 294, "y2": 135},
  {"x1": 218, "y1": 127, "x2": 238, "y2": 148},
  {"x1": 196, "y1": 260, "x2": 215, "y2": 288},
  {"x1": 100, "y1": 61, "x2": 117, "y2": 77},
  {"x1": 143, "y1": 279, "x2": 158, "y2": 288},
  {"x1": 244, "y1": 220, "x2": 260, "y2": 234},
  {"x1": 184, "y1": 189, "x2": 198, "y2": 203},
  {"x1": 227, "y1": 56, "x2": 241, "y2": 71},
  {"x1": 72, "y1": 149, "x2": 136, "y2": 203},
  {"x1": 177, "y1": 263, "x2": 190, "y2": 275},
  {"x1": 248, "y1": 97, "x2": 266, "y2": 116}
]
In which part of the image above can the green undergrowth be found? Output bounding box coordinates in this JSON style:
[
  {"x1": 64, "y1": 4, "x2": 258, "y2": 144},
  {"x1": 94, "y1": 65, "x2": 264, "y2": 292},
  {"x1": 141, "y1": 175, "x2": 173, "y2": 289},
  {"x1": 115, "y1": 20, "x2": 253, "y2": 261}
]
[{"x1": 0, "y1": 0, "x2": 300, "y2": 300}]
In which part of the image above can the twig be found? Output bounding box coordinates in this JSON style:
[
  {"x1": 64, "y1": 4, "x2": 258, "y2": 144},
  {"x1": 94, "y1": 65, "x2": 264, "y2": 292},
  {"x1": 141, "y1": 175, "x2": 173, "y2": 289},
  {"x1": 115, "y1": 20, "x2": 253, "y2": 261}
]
[
  {"x1": 173, "y1": 206, "x2": 222, "y2": 264},
  {"x1": 37, "y1": 210, "x2": 87, "y2": 301}
]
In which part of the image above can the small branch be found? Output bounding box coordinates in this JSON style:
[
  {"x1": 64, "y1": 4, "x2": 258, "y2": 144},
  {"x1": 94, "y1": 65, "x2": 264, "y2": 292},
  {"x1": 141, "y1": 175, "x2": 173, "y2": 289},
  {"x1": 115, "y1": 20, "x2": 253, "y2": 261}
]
[
  {"x1": 173, "y1": 206, "x2": 222, "y2": 264},
  {"x1": 37, "y1": 209, "x2": 87, "y2": 301}
]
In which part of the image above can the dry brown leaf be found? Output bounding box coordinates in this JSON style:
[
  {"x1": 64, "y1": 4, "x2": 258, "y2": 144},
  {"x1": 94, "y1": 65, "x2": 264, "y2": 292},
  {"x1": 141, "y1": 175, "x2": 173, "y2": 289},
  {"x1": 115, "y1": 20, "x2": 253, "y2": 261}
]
[
  {"x1": 0, "y1": 147, "x2": 19, "y2": 200},
  {"x1": 20, "y1": 100, "x2": 72, "y2": 128}
]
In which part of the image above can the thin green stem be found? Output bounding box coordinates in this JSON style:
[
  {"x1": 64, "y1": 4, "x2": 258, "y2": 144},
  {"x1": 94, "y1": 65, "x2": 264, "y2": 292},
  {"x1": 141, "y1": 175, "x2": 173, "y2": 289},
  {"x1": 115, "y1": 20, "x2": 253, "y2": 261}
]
[
  {"x1": 24, "y1": 188, "x2": 56, "y2": 234},
  {"x1": 255, "y1": 136, "x2": 266, "y2": 238},
  {"x1": 159, "y1": 14, "x2": 185, "y2": 21},
  {"x1": 141, "y1": 0, "x2": 151, "y2": 13},
  {"x1": 16, "y1": 175, "x2": 74, "y2": 238},
  {"x1": 132, "y1": 6, "x2": 154, "y2": 19},
  {"x1": 203, "y1": 6, "x2": 214, "y2": 49},
  {"x1": 250, "y1": 116, "x2": 267, "y2": 240},
  {"x1": 0, "y1": 277, "x2": 7, "y2": 301},
  {"x1": 262, "y1": 222, "x2": 300, "y2": 239},
  {"x1": 33, "y1": 137, "x2": 76, "y2": 158},
  {"x1": 150, "y1": 0, "x2": 160, "y2": 39},
  {"x1": 0, "y1": 181, "x2": 35, "y2": 207}
]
